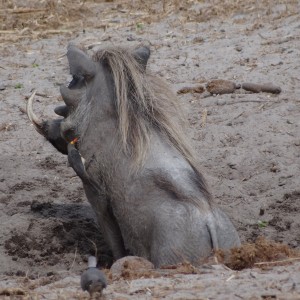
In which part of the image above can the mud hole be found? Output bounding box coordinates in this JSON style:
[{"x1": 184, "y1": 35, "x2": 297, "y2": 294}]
[{"x1": 1, "y1": 0, "x2": 300, "y2": 299}]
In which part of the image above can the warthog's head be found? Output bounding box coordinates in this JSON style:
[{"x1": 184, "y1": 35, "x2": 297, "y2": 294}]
[{"x1": 27, "y1": 44, "x2": 150, "y2": 155}]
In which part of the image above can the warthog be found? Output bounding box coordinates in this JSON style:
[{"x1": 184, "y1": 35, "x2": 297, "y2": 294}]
[{"x1": 27, "y1": 44, "x2": 240, "y2": 267}]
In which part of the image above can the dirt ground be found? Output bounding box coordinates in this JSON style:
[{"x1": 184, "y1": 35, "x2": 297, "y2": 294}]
[{"x1": 0, "y1": 0, "x2": 300, "y2": 299}]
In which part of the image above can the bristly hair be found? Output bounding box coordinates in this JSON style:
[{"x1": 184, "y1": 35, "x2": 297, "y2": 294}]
[{"x1": 93, "y1": 47, "x2": 212, "y2": 202}]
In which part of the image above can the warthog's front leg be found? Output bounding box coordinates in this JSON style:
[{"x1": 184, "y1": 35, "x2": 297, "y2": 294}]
[
  {"x1": 67, "y1": 143, "x2": 126, "y2": 260},
  {"x1": 83, "y1": 183, "x2": 126, "y2": 260}
]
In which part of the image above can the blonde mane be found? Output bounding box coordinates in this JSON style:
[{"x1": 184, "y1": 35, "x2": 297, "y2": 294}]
[{"x1": 93, "y1": 47, "x2": 211, "y2": 201}]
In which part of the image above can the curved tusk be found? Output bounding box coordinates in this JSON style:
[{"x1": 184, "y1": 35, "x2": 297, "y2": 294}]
[{"x1": 26, "y1": 90, "x2": 45, "y2": 136}]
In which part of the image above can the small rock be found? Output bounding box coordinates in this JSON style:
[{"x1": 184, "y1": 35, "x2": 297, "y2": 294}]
[
  {"x1": 289, "y1": 241, "x2": 298, "y2": 247},
  {"x1": 127, "y1": 35, "x2": 136, "y2": 41},
  {"x1": 217, "y1": 99, "x2": 226, "y2": 106},
  {"x1": 286, "y1": 104, "x2": 296, "y2": 112},
  {"x1": 228, "y1": 162, "x2": 237, "y2": 169},
  {"x1": 192, "y1": 36, "x2": 204, "y2": 43},
  {"x1": 271, "y1": 61, "x2": 283, "y2": 66},
  {"x1": 235, "y1": 46, "x2": 243, "y2": 52},
  {"x1": 0, "y1": 83, "x2": 6, "y2": 90},
  {"x1": 270, "y1": 165, "x2": 280, "y2": 173},
  {"x1": 294, "y1": 140, "x2": 300, "y2": 146},
  {"x1": 16, "y1": 270, "x2": 26, "y2": 277},
  {"x1": 278, "y1": 177, "x2": 287, "y2": 186}
]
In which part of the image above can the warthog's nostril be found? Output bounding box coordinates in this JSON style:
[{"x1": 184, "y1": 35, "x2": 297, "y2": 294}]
[{"x1": 60, "y1": 120, "x2": 77, "y2": 143}]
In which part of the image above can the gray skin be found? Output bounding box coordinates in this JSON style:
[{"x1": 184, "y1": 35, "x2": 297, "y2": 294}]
[{"x1": 27, "y1": 45, "x2": 240, "y2": 267}]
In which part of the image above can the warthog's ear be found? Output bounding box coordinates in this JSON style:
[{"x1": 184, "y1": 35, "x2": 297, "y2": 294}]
[
  {"x1": 133, "y1": 46, "x2": 150, "y2": 70},
  {"x1": 67, "y1": 44, "x2": 96, "y2": 78}
]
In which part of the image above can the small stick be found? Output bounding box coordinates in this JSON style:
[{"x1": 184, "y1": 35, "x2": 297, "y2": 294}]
[
  {"x1": 85, "y1": 42, "x2": 102, "y2": 50},
  {"x1": 25, "y1": 92, "x2": 52, "y2": 99},
  {"x1": 201, "y1": 108, "x2": 207, "y2": 127},
  {"x1": 177, "y1": 85, "x2": 204, "y2": 94},
  {"x1": 57, "y1": 53, "x2": 66, "y2": 60},
  {"x1": 19, "y1": 107, "x2": 26, "y2": 114},
  {"x1": 254, "y1": 257, "x2": 300, "y2": 266},
  {"x1": 69, "y1": 246, "x2": 78, "y2": 271},
  {"x1": 36, "y1": 92, "x2": 52, "y2": 98},
  {"x1": 232, "y1": 111, "x2": 245, "y2": 120},
  {"x1": 209, "y1": 100, "x2": 272, "y2": 106},
  {"x1": 258, "y1": 33, "x2": 268, "y2": 40},
  {"x1": 41, "y1": 29, "x2": 73, "y2": 34},
  {"x1": 0, "y1": 8, "x2": 46, "y2": 14},
  {"x1": 0, "y1": 30, "x2": 15, "y2": 34},
  {"x1": 229, "y1": 100, "x2": 273, "y2": 105},
  {"x1": 226, "y1": 274, "x2": 235, "y2": 282}
]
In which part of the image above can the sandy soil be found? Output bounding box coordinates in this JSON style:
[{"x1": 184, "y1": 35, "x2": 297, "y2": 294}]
[{"x1": 0, "y1": 0, "x2": 300, "y2": 299}]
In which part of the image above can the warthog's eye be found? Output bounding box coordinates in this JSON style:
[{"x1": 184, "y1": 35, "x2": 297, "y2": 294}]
[{"x1": 68, "y1": 74, "x2": 84, "y2": 89}]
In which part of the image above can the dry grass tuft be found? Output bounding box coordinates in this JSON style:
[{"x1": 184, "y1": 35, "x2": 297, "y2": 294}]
[{"x1": 1, "y1": 0, "x2": 298, "y2": 42}]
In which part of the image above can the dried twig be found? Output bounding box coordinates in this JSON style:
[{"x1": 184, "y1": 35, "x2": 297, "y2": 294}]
[
  {"x1": 25, "y1": 92, "x2": 52, "y2": 99},
  {"x1": 254, "y1": 257, "x2": 300, "y2": 266},
  {"x1": 261, "y1": 35, "x2": 295, "y2": 45},
  {"x1": 226, "y1": 274, "x2": 236, "y2": 282},
  {"x1": 1, "y1": 8, "x2": 46, "y2": 14},
  {"x1": 0, "y1": 288, "x2": 27, "y2": 296},
  {"x1": 232, "y1": 111, "x2": 245, "y2": 120},
  {"x1": 222, "y1": 100, "x2": 271, "y2": 105},
  {"x1": 201, "y1": 108, "x2": 207, "y2": 127},
  {"x1": 36, "y1": 92, "x2": 52, "y2": 98},
  {"x1": 19, "y1": 107, "x2": 26, "y2": 114},
  {"x1": 57, "y1": 53, "x2": 66, "y2": 60},
  {"x1": 258, "y1": 33, "x2": 268, "y2": 40},
  {"x1": 69, "y1": 245, "x2": 78, "y2": 271},
  {"x1": 177, "y1": 85, "x2": 204, "y2": 94}
]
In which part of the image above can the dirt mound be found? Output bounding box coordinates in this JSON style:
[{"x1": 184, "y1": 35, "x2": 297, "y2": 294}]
[
  {"x1": 217, "y1": 237, "x2": 300, "y2": 270},
  {"x1": 104, "y1": 238, "x2": 300, "y2": 283}
]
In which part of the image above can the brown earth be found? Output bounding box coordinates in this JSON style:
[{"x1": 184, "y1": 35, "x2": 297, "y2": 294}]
[{"x1": 0, "y1": 0, "x2": 300, "y2": 299}]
